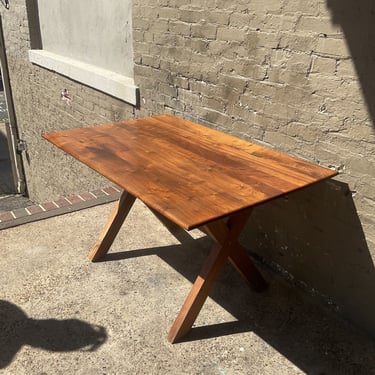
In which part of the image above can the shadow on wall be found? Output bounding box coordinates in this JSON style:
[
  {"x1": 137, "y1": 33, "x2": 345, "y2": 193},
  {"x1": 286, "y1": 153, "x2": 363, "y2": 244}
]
[
  {"x1": 326, "y1": 0, "x2": 375, "y2": 126},
  {"x1": 25, "y1": 0, "x2": 42, "y2": 49},
  {"x1": 242, "y1": 179, "x2": 375, "y2": 339},
  {"x1": 0, "y1": 300, "x2": 107, "y2": 369}
]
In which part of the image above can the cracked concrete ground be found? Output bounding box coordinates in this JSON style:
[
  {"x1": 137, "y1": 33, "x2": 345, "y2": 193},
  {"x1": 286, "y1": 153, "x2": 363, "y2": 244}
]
[{"x1": 1, "y1": 200, "x2": 374, "y2": 374}]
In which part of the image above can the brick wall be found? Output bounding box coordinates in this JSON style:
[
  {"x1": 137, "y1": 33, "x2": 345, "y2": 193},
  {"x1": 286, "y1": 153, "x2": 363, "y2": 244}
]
[
  {"x1": 131, "y1": 0, "x2": 375, "y2": 337},
  {"x1": 1, "y1": 1, "x2": 374, "y2": 337}
]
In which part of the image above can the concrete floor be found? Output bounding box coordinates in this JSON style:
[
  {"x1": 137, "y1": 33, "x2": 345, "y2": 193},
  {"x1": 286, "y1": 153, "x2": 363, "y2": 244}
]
[{"x1": 1, "y1": 200, "x2": 374, "y2": 374}]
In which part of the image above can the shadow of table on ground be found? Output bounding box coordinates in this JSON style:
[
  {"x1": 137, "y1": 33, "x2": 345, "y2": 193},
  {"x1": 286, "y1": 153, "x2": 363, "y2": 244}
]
[
  {"x1": 104, "y1": 230, "x2": 375, "y2": 375},
  {"x1": 0, "y1": 300, "x2": 107, "y2": 369}
]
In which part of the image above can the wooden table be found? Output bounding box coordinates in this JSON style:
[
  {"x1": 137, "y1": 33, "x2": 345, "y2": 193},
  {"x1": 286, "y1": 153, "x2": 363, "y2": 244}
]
[{"x1": 43, "y1": 114, "x2": 337, "y2": 343}]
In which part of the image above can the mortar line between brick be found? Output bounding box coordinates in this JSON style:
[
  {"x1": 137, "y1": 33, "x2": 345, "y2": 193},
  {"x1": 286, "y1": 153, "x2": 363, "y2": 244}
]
[
  {"x1": 65, "y1": 197, "x2": 75, "y2": 205},
  {"x1": 24, "y1": 207, "x2": 32, "y2": 216}
]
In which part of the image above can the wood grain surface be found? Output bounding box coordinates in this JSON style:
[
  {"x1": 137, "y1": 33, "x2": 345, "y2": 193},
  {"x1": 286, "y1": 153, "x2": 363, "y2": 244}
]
[{"x1": 43, "y1": 114, "x2": 337, "y2": 230}]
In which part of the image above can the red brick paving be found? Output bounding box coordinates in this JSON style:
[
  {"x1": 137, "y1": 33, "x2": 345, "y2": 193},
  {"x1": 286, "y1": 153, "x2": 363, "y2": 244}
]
[
  {"x1": 66, "y1": 195, "x2": 84, "y2": 205},
  {"x1": 54, "y1": 198, "x2": 71, "y2": 208},
  {"x1": 0, "y1": 185, "x2": 121, "y2": 228},
  {"x1": 11, "y1": 208, "x2": 30, "y2": 219},
  {"x1": 40, "y1": 201, "x2": 58, "y2": 211},
  {"x1": 78, "y1": 191, "x2": 96, "y2": 201},
  {"x1": 0, "y1": 211, "x2": 15, "y2": 222},
  {"x1": 25, "y1": 205, "x2": 44, "y2": 215}
]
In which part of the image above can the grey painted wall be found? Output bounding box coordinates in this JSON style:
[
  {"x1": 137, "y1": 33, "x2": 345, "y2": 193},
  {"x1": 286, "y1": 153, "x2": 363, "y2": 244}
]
[{"x1": 38, "y1": 0, "x2": 134, "y2": 77}]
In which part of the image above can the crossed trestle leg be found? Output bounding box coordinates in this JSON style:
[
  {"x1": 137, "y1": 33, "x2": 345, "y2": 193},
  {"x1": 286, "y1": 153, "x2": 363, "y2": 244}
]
[
  {"x1": 88, "y1": 191, "x2": 267, "y2": 343},
  {"x1": 167, "y1": 208, "x2": 267, "y2": 343},
  {"x1": 88, "y1": 190, "x2": 136, "y2": 261}
]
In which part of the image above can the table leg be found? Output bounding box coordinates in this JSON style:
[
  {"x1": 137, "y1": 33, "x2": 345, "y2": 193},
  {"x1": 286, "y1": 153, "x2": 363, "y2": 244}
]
[
  {"x1": 168, "y1": 209, "x2": 265, "y2": 343},
  {"x1": 201, "y1": 211, "x2": 267, "y2": 292},
  {"x1": 167, "y1": 241, "x2": 232, "y2": 343},
  {"x1": 228, "y1": 242, "x2": 268, "y2": 292},
  {"x1": 88, "y1": 191, "x2": 136, "y2": 262}
]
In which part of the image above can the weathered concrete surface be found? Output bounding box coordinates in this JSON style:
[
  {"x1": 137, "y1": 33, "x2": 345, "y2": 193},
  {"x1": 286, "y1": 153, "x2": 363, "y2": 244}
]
[
  {"x1": 38, "y1": 0, "x2": 133, "y2": 77},
  {"x1": 1, "y1": 201, "x2": 374, "y2": 374}
]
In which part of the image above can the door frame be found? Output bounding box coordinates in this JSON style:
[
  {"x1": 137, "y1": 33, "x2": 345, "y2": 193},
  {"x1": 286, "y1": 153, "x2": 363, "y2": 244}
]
[{"x1": 0, "y1": 15, "x2": 26, "y2": 195}]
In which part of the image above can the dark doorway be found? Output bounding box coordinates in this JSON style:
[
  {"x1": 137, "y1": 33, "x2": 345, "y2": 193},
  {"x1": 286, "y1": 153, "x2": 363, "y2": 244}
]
[
  {"x1": 0, "y1": 15, "x2": 26, "y2": 198},
  {"x1": 0, "y1": 83, "x2": 15, "y2": 194}
]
